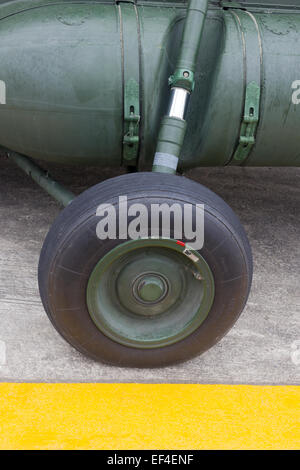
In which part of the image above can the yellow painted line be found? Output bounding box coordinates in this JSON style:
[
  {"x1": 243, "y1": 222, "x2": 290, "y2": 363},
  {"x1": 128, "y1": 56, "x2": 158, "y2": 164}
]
[{"x1": 0, "y1": 384, "x2": 299, "y2": 450}]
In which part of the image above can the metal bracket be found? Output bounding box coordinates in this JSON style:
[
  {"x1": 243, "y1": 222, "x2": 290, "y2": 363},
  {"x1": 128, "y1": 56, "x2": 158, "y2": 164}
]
[
  {"x1": 229, "y1": 9, "x2": 262, "y2": 164},
  {"x1": 118, "y1": 1, "x2": 141, "y2": 166},
  {"x1": 168, "y1": 69, "x2": 195, "y2": 93},
  {"x1": 232, "y1": 81, "x2": 260, "y2": 162},
  {"x1": 123, "y1": 78, "x2": 140, "y2": 162}
]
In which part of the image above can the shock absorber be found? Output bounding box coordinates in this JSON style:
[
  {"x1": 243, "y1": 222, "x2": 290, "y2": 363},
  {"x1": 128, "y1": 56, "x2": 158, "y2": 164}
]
[{"x1": 152, "y1": 0, "x2": 209, "y2": 174}]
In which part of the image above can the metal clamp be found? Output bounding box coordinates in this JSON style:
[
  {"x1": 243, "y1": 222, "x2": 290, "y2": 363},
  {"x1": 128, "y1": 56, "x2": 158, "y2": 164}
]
[
  {"x1": 229, "y1": 9, "x2": 262, "y2": 164},
  {"x1": 118, "y1": 1, "x2": 141, "y2": 166},
  {"x1": 232, "y1": 81, "x2": 260, "y2": 162},
  {"x1": 123, "y1": 78, "x2": 140, "y2": 162}
]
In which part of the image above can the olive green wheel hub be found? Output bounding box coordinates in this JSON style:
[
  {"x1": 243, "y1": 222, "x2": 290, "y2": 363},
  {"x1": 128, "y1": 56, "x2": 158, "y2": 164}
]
[
  {"x1": 87, "y1": 238, "x2": 215, "y2": 349},
  {"x1": 133, "y1": 274, "x2": 169, "y2": 305}
]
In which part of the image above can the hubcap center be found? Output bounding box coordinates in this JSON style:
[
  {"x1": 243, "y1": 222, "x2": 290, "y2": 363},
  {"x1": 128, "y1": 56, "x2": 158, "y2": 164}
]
[{"x1": 133, "y1": 274, "x2": 168, "y2": 304}]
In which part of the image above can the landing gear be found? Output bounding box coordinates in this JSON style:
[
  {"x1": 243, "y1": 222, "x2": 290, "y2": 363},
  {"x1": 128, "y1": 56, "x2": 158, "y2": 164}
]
[{"x1": 38, "y1": 172, "x2": 252, "y2": 367}]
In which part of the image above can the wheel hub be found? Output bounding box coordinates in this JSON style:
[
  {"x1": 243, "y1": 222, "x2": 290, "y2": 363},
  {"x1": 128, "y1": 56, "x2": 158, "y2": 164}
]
[
  {"x1": 133, "y1": 273, "x2": 169, "y2": 305},
  {"x1": 86, "y1": 238, "x2": 215, "y2": 349}
]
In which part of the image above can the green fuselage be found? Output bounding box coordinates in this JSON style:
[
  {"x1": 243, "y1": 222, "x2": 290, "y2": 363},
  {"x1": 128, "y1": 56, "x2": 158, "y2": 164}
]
[{"x1": 0, "y1": 0, "x2": 299, "y2": 168}]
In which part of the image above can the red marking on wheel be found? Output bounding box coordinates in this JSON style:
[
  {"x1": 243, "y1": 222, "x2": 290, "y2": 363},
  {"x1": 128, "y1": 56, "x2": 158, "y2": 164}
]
[{"x1": 176, "y1": 240, "x2": 185, "y2": 247}]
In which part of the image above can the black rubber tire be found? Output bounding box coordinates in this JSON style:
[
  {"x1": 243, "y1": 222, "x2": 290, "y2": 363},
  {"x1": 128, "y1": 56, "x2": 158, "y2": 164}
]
[{"x1": 38, "y1": 172, "x2": 253, "y2": 367}]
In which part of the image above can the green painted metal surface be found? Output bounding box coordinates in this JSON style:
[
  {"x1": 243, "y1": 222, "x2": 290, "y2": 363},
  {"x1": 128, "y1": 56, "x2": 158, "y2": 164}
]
[{"x1": 0, "y1": 0, "x2": 299, "y2": 168}]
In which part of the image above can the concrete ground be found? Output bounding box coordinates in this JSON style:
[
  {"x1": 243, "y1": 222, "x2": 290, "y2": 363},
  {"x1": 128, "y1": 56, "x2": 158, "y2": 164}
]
[{"x1": 0, "y1": 155, "x2": 299, "y2": 384}]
